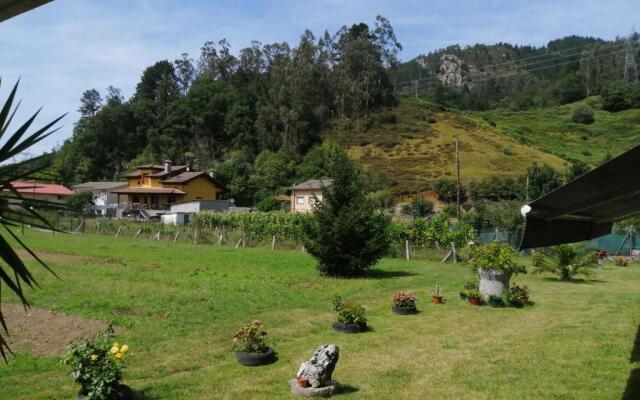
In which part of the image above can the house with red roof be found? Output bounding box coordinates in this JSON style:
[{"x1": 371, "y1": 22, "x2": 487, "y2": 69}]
[{"x1": 8, "y1": 181, "x2": 73, "y2": 203}]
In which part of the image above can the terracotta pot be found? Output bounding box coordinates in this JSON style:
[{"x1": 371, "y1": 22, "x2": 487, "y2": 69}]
[
  {"x1": 297, "y1": 376, "x2": 310, "y2": 388},
  {"x1": 432, "y1": 295, "x2": 443, "y2": 304},
  {"x1": 468, "y1": 296, "x2": 481, "y2": 306},
  {"x1": 522, "y1": 296, "x2": 529, "y2": 305}
]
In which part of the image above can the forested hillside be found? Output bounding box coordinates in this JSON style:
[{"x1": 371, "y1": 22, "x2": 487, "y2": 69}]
[{"x1": 50, "y1": 17, "x2": 640, "y2": 204}]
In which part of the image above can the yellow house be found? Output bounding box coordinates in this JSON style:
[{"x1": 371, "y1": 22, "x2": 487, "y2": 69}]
[{"x1": 112, "y1": 160, "x2": 223, "y2": 215}]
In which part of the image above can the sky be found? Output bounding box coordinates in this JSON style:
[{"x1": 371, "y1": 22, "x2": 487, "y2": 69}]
[{"x1": 1, "y1": 0, "x2": 639, "y2": 157}]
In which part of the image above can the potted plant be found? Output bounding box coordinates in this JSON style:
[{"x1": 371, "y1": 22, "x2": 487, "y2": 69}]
[
  {"x1": 469, "y1": 242, "x2": 526, "y2": 299},
  {"x1": 63, "y1": 331, "x2": 130, "y2": 400},
  {"x1": 392, "y1": 292, "x2": 419, "y2": 314},
  {"x1": 459, "y1": 281, "x2": 477, "y2": 300},
  {"x1": 615, "y1": 256, "x2": 629, "y2": 266},
  {"x1": 596, "y1": 250, "x2": 607, "y2": 268},
  {"x1": 331, "y1": 295, "x2": 368, "y2": 333},
  {"x1": 506, "y1": 284, "x2": 530, "y2": 308},
  {"x1": 465, "y1": 288, "x2": 483, "y2": 306},
  {"x1": 487, "y1": 295, "x2": 504, "y2": 308},
  {"x1": 233, "y1": 320, "x2": 276, "y2": 366},
  {"x1": 431, "y1": 284, "x2": 443, "y2": 304}
]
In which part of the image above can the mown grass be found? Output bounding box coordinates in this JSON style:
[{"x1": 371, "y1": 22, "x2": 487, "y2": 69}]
[
  {"x1": 1, "y1": 229, "x2": 639, "y2": 399},
  {"x1": 326, "y1": 99, "x2": 567, "y2": 194},
  {"x1": 475, "y1": 97, "x2": 640, "y2": 165}
]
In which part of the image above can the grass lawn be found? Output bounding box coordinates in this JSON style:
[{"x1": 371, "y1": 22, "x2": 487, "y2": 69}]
[{"x1": 1, "y1": 229, "x2": 639, "y2": 399}]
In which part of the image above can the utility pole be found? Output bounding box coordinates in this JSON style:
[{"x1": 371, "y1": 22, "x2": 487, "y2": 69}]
[
  {"x1": 455, "y1": 137, "x2": 461, "y2": 219},
  {"x1": 624, "y1": 29, "x2": 638, "y2": 87}
]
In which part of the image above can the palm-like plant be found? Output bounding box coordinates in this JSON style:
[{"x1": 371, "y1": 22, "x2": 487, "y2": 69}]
[
  {"x1": 531, "y1": 244, "x2": 597, "y2": 281},
  {"x1": 0, "y1": 79, "x2": 66, "y2": 360}
]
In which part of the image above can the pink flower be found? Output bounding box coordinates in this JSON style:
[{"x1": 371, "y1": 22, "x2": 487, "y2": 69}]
[{"x1": 252, "y1": 320, "x2": 262, "y2": 326}]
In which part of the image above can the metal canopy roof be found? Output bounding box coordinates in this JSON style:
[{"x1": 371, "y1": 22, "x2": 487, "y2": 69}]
[
  {"x1": 0, "y1": 0, "x2": 52, "y2": 22},
  {"x1": 520, "y1": 143, "x2": 640, "y2": 249}
]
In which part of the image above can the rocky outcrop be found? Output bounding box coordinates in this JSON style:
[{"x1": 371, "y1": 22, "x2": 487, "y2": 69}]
[
  {"x1": 437, "y1": 54, "x2": 467, "y2": 87},
  {"x1": 296, "y1": 344, "x2": 340, "y2": 388}
]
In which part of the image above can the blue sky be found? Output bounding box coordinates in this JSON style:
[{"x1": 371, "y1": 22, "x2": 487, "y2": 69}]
[{"x1": 1, "y1": 0, "x2": 639, "y2": 157}]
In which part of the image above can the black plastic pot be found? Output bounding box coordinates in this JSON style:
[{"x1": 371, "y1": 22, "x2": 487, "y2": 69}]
[
  {"x1": 459, "y1": 292, "x2": 467, "y2": 300},
  {"x1": 509, "y1": 299, "x2": 525, "y2": 308},
  {"x1": 235, "y1": 347, "x2": 276, "y2": 366},
  {"x1": 332, "y1": 321, "x2": 367, "y2": 333},
  {"x1": 488, "y1": 297, "x2": 504, "y2": 308},
  {"x1": 392, "y1": 305, "x2": 417, "y2": 315},
  {"x1": 77, "y1": 384, "x2": 133, "y2": 400}
]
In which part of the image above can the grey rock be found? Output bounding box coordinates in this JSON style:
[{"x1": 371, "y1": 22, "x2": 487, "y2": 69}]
[
  {"x1": 296, "y1": 344, "x2": 340, "y2": 388},
  {"x1": 478, "y1": 268, "x2": 512, "y2": 299},
  {"x1": 288, "y1": 379, "x2": 340, "y2": 398}
]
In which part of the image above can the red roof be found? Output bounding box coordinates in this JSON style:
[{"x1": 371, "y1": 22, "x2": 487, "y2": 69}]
[{"x1": 9, "y1": 181, "x2": 73, "y2": 196}]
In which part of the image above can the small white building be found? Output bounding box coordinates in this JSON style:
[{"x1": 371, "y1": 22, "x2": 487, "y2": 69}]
[
  {"x1": 73, "y1": 182, "x2": 128, "y2": 216},
  {"x1": 290, "y1": 178, "x2": 333, "y2": 213},
  {"x1": 160, "y1": 212, "x2": 192, "y2": 225}
]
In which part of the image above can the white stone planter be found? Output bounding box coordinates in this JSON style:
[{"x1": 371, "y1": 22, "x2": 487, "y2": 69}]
[{"x1": 478, "y1": 268, "x2": 512, "y2": 299}]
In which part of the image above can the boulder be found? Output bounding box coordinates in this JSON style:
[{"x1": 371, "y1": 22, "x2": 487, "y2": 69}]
[{"x1": 296, "y1": 344, "x2": 340, "y2": 388}]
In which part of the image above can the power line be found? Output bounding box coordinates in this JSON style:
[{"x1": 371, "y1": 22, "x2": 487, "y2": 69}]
[{"x1": 395, "y1": 47, "x2": 626, "y2": 96}]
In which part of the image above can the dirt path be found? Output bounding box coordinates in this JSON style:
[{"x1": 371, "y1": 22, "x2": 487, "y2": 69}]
[{"x1": 3, "y1": 303, "x2": 115, "y2": 356}]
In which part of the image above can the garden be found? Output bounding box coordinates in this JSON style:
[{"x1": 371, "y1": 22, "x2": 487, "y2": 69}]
[{"x1": 0, "y1": 229, "x2": 639, "y2": 399}]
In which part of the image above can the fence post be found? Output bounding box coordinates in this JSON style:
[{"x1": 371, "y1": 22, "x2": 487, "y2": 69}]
[
  {"x1": 271, "y1": 235, "x2": 277, "y2": 251},
  {"x1": 218, "y1": 233, "x2": 224, "y2": 245},
  {"x1": 114, "y1": 226, "x2": 122, "y2": 237},
  {"x1": 235, "y1": 238, "x2": 243, "y2": 248},
  {"x1": 96, "y1": 222, "x2": 100, "y2": 234},
  {"x1": 193, "y1": 229, "x2": 198, "y2": 244},
  {"x1": 405, "y1": 240, "x2": 410, "y2": 261},
  {"x1": 173, "y1": 230, "x2": 180, "y2": 243},
  {"x1": 451, "y1": 242, "x2": 457, "y2": 264},
  {"x1": 135, "y1": 228, "x2": 142, "y2": 238}
]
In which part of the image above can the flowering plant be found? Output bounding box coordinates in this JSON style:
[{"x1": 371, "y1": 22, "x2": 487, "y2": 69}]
[
  {"x1": 62, "y1": 331, "x2": 128, "y2": 400},
  {"x1": 232, "y1": 320, "x2": 268, "y2": 353},
  {"x1": 506, "y1": 284, "x2": 530, "y2": 302},
  {"x1": 331, "y1": 295, "x2": 367, "y2": 326},
  {"x1": 393, "y1": 292, "x2": 418, "y2": 307},
  {"x1": 615, "y1": 256, "x2": 629, "y2": 266},
  {"x1": 596, "y1": 250, "x2": 607, "y2": 259},
  {"x1": 464, "y1": 287, "x2": 482, "y2": 298}
]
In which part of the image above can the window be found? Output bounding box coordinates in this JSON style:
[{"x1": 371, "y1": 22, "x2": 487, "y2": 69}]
[{"x1": 296, "y1": 196, "x2": 305, "y2": 204}]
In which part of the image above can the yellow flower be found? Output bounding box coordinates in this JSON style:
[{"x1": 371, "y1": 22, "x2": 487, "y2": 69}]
[
  {"x1": 110, "y1": 346, "x2": 119, "y2": 354},
  {"x1": 115, "y1": 352, "x2": 123, "y2": 359},
  {"x1": 90, "y1": 354, "x2": 97, "y2": 361},
  {"x1": 120, "y1": 344, "x2": 129, "y2": 353}
]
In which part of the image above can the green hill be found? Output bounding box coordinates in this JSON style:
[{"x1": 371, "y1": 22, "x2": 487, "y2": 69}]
[
  {"x1": 326, "y1": 99, "x2": 568, "y2": 194},
  {"x1": 473, "y1": 98, "x2": 640, "y2": 165}
]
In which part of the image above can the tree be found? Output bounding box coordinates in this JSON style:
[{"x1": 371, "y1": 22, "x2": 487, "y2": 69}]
[
  {"x1": 65, "y1": 190, "x2": 94, "y2": 215},
  {"x1": 0, "y1": 79, "x2": 66, "y2": 359},
  {"x1": 532, "y1": 245, "x2": 597, "y2": 281},
  {"x1": 174, "y1": 53, "x2": 196, "y2": 95},
  {"x1": 519, "y1": 163, "x2": 563, "y2": 200},
  {"x1": 303, "y1": 149, "x2": 390, "y2": 277},
  {"x1": 78, "y1": 89, "x2": 102, "y2": 118},
  {"x1": 433, "y1": 178, "x2": 464, "y2": 203},
  {"x1": 601, "y1": 81, "x2": 632, "y2": 112}
]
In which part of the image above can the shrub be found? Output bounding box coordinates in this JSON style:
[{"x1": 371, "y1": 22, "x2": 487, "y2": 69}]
[
  {"x1": 433, "y1": 178, "x2": 463, "y2": 202},
  {"x1": 571, "y1": 104, "x2": 595, "y2": 124},
  {"x1": 331, "y1": 295, "x2": 367, "y2": 326},
  {"x1": 601, "y1": 81, "x2": 632, "y2": 112},
  {"x1": 393, "y1": 292, "x2": 418, "y2": 307},
  {"x1": 232, "y1": 320, "x2": 268, "y2": 353},
  {"x1": 531, "y1": 244, "x2": 597, "y2": 281},
  {"x1": 402, "y1": 195, "x2": 434, "y2": 217},
  {"x1": 65, "y1": 190, "x2": 94, "y2": 215},
  {"x1": 256, "y1": 196, "x2": 280, "y2": 212},
  {"x1": 303, "y1": 150, "x2": 390, "y2": 277},
  {"x1": 62, "y1": 331, "x2": 129, "y2": 400},
  {"x1": 464, "y1": 288, "x2": 482, "y2": 298},
  {"x1": 469, "y1": 242, "x2": 526, "y2": 274},
  {"x1": 615, "y1": 256, "x2": 629, "y2": 266},
  {"x1": 506, "y1": 284, "x2": 530, "y2": 304}
]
